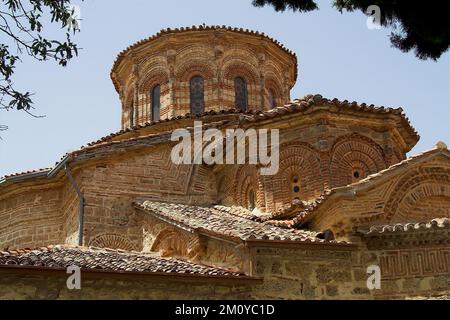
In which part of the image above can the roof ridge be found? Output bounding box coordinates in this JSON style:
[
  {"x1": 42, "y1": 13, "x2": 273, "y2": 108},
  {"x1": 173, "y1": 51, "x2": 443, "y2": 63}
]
[{"x1": 360, "y1": 217, "x2": 450, "y2": 235}]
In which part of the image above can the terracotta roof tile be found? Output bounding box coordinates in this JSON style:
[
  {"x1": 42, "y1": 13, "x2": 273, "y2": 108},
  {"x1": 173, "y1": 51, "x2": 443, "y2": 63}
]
[
  {"x1": 83, "y1": 94, "x2": 418, "y2": 150},
  {"x1": 0, "y1": 245, "x2": 245, "y2": 277},
  {"x1": 135, "y1": 201, "x2": 345, "y2": 244},
  {"x1": 264, "y1": 191, "x2": 332, "y2": 227},
  {"x1": 360, "y1": 218, "x2": 450, "y2": 235},
  {"x1": 1, "y1": 95, "x2": 421, "y2": 187},
  {"x1": 0, "y1": 168, "x2": 51, "y2": 181}
]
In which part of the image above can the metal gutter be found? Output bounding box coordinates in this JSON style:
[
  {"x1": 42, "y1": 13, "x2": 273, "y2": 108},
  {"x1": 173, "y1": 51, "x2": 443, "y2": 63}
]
[
  {"x1": 64, "y1": 163, "x2": 85, "y2": 246},
  {"x1": 0, "y1": 170, "x2": 50, "y2": 185},
  {"x1": 47, "y1": 154, "x2": 71, "y2": 178}
]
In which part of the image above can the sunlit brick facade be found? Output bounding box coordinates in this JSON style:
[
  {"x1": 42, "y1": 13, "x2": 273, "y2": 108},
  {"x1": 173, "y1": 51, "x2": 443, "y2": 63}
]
[{"x1": 0, "y1": 27, "x2": 449, "y2": 300}]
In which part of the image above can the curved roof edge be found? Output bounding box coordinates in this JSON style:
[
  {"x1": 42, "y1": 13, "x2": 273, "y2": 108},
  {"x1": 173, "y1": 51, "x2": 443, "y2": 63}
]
[
  {"x1": 110, "y1": 25, "x2": 298, "y2": 92},
  {"x1": 0, "y1": 94, "x2": 421, "y2": 187}
]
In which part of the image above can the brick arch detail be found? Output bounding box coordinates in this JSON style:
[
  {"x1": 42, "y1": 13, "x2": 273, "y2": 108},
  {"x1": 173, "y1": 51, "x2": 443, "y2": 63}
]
[
  {"x1": 222, "y1": 59, "x2": 259, "y2": 110},
  {"x1": 151, "y1": 227, "x2": 188, "y2": 256},
  {"x1": 151, "y1": 227, "x2": 204, "y2": 259},
  {"x1": 175, "y1": 59, "x2": 216, "y2": 81},
  {"x1": 263, "y1": 143, "x2": 322, "y2": 211},
  {"x1": 89, "y1": 233, "x2": 136, "y2": 251},
  {"x1": 264, "y1": 75, "x2": 283, "y2": 109},
  {"x1": 234, "y1": 165, "x2": 261, "y2": 209},
  {"x1": 330, "y1": 134, "x2": 387, "y2": 188},
  {"x1": 139, "y1": 70, "x2": 169, "y2": 92},
  {"x1": 382, "y1": 166, "x2": 450, "y2": 223}
]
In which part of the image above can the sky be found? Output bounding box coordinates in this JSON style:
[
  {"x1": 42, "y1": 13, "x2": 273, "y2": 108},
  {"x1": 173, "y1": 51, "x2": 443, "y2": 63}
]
[{"x1": 0, "y1": 0, "x2": 449, "y2": 177}]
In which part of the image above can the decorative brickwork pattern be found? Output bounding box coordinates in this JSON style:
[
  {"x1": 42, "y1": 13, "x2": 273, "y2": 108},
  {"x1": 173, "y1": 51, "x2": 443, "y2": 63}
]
[
  {"x1": 111, "y1": 27, "x2": 296, "y2": 128},
  {"x1": 88, "y1": 233, "x2": 136, "y2": 251},
  {"x1": 330, "y1": 134, "x2": 387, "y2": 187},
  {"x1": 379, "y1": 247, "x2": 450, "y2": 279}
]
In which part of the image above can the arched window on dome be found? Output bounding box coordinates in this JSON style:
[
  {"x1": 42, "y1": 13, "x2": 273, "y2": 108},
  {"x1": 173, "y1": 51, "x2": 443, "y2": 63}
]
[
  {"x1": 269, "y1": 89, "x2": 277, "y2": 109},
  {"x1": 234, "y1": 77, "x2": 248, "y2": 112},
  {"x1": 151, "y1": 84, "x2": 161, "y2": 121},
  {"x1": 190, "y1": 76, "x2": 205, "y2": 115}
]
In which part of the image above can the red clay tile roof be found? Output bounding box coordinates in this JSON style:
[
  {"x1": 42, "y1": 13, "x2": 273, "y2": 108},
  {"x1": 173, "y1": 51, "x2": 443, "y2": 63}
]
[
  {"x1": 110, "y1": 25, "x2": 298, "y2": 92},
  {"x1": 360, "y1": 218, "x2": 450, "y2": 235},
  {"x1": 135, "y1": 201, "x2": 346, "y2": 244},
  {"x1": 0, "y1": 245, "x2": 246, "y2": 278},
  {"x1": 264, "y1": 191, "x2": 332, "y2": 228},
  {"x1": 1, "y1": 95, "x2": 420, "y2": 186},
  {"x1": 0, "y1": 168, "x2": 51, "y2": 181},
  {"x1": 82, "y1": 94, "x2": 419, "y2": 149}
]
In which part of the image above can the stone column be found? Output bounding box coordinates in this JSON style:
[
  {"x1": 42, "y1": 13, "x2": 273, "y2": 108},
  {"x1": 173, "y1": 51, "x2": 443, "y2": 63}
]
[
  {"x1": 283, "y1": 68, "x2": 291, "y2": 104},
  {"x1": 258, "y1": 53, "x2": 266, "y2": 111},
  {"x1": 167, "y1": 49, "x2": 177, "y2": 118},
  {"x1": 214, "y1": 45, "x2": 224, "y2": 110},
  {"x1": 132, "y1": 63, "x2": 140, "y2": 126}
]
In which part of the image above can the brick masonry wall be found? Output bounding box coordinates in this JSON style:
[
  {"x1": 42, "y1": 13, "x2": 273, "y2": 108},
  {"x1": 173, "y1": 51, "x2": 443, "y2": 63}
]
[
  {"x1": 218, "y1": 118, "x2": 402, "y2": 212},
  {"x1": 77, "y1": 144, "x2": 218, "y2": 249},
  {"x1": 309, "y1": 158, "x2": 450, "y2": 237},
  {"x1": 3, "y1": 244, "x2": 445, "y2": 299},
  {"x1": 0, "y1": 185, "x2": 63, "y2": 250},
  {"x1": 114, "y1": 30, "x2": 296, "y2": 129}
]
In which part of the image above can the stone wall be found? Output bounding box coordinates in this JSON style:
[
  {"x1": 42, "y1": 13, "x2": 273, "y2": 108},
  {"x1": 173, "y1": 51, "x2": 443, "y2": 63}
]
[
  {"x1": 0, "y1": 183, "x2": 63, "y2": 250},
  {"x1": 78, "y1": 144, "x2": 218, "y2": 248},
  {"x1": 250, "y1": 245, "x2": 373, "y2": 299},
  {"x1": 0, "y1": 269, "x2": 256, "y2": 300}
]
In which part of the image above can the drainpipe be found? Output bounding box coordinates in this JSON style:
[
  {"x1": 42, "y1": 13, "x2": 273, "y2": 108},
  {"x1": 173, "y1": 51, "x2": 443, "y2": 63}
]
[{"x1": 64, "y1": 164, "x2": 85, "y2": 246}]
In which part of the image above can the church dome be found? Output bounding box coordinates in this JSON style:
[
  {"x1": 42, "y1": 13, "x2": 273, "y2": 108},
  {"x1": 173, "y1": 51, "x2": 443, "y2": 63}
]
[{"x1": 110, "y1": 26, "x2": 298, "y2": 129}]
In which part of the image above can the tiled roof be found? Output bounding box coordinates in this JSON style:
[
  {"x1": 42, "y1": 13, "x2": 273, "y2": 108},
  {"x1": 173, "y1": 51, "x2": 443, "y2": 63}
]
[
  {"x1": 0, "y1": 168, "x2": 51, "y2": 181},
  {"x1": 111, "y1": 25, "x2": 298, "y2": 91},
  {"x1": 0, "y1": 95, "x2": 420, "y2": 185},
  {"x1": 264, "y1": 191, "x2": 332, "y2": 228},
  {"x1": 0, "y1": 245, "x2": 247, "y2": 278},
  {"x1": 82, "y1": 94, "x2": 418, "y2": 149},
  {"x1": 135, "y1": 201, "x2": 346, "y2": 244},
  {"x1": 360, "y1": 218, "x2": 450, "y2": 235}
]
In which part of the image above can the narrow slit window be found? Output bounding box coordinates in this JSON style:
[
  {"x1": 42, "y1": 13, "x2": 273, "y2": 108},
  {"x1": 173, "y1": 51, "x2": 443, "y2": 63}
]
[
  {"x1": 151, "y1": 85, "x2": 161, "y2": 121},
  {"x1": 269, "y1": 89, "x2": 277, "y2": 109},
  {"x1": 190, "y1": 76, "x2": 205, "y2": 115},
  {"x1": 234, "y1": 77, "x2": 248, "y2": 112},
  {"x1": 249, "y1": 190, "x2": 255, "y2": 210}
]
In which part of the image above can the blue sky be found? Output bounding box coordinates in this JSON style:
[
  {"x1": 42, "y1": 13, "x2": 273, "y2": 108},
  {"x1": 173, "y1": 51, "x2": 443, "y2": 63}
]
[{"x1": 0, "y1": 0, "x2": 448, "y2": 177}]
